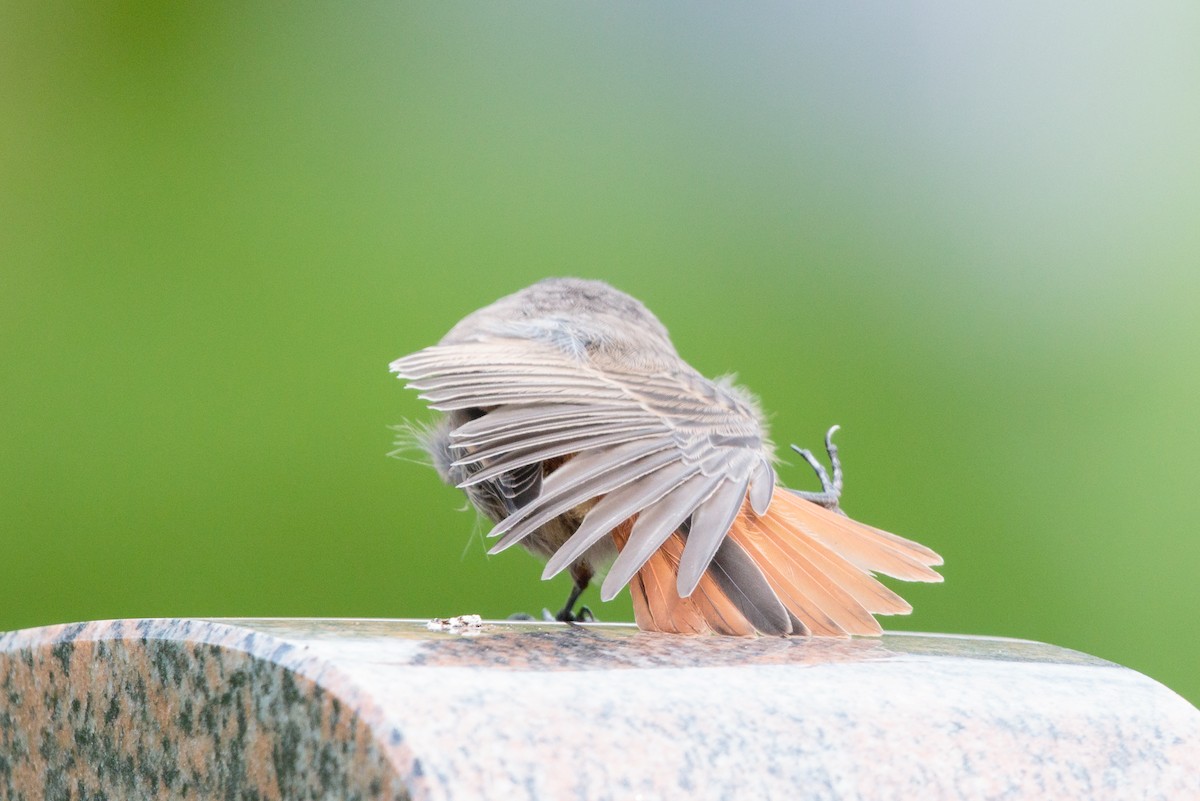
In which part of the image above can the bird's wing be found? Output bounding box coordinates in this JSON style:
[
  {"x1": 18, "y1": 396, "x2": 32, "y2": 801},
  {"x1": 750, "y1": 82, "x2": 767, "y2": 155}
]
[{"x1": 390, "y1": 338, "x2": 777, "y2": 602}]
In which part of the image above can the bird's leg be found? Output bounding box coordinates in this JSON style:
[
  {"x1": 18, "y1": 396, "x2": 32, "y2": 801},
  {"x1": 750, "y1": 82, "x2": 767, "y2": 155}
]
[
  {"x1": 551, "y1": 581, "x2": 590, "y2": 622},
  {"x1": 789, "y1": 425, "x2": 844, "y2": 512},
  {"x1": 546, "y1": 563, "x2": 596, "y2": 623}
]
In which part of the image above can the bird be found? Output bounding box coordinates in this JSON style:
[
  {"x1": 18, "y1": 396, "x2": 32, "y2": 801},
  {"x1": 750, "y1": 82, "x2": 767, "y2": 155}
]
[{"x1": 390, "y1": 278, "x2": 942, "y2": 636}]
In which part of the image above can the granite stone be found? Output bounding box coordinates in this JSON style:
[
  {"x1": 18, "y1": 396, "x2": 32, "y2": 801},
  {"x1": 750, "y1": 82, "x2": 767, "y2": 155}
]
[{"x1": 1, "y1": 618, "x2": 1197, "y2": 800}]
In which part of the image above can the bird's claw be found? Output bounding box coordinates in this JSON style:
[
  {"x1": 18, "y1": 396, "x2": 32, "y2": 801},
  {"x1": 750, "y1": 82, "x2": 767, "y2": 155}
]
[
  {"x1": 789, "y1": 425, "x2": 844, "y2": 512},
  {"x1": 544, "y1": 606, "x2": 596, "y2": 623}
]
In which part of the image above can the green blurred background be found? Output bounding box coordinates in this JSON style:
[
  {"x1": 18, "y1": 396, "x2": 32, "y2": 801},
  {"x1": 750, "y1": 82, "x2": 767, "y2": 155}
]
[{"x1": 3, "y1": 4, "x2": 1198, "y2": 704}]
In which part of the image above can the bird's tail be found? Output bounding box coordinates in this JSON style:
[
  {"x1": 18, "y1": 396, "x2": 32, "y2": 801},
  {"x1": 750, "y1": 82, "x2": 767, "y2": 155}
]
[{"x1": 619, "y1": 489, "x2": 943, "y2": 637}]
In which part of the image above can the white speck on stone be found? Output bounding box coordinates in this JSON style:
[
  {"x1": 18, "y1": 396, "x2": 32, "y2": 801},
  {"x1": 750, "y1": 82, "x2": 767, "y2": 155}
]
[{"x1": 426, "y1": 615, "x2": 484, "y2": 633}]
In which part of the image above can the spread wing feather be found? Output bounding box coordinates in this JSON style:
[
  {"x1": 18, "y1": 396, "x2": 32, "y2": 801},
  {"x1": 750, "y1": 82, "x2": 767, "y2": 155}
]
[
  {"x1": 391, "y1": 341, "x2": 774, "y2": 594},
  {"x1": 494, "y1": 462, "x2": 542, "y2": 507},
  {"x1": 450, "y1": 406, "x2": 648, "y2": 445},
  {"x1": 600, "y1": 471, "x2": 723, "y2": 600},
  {"x1": 676, "y1": 474, "x2": 752, "y2": 598},
  {"x1": 488, "y1": 447, "x2": 678, "y2": 553},
  {"x1": 450, "y1": 422, "x2": 667, "y2": 467},
  {"x1": 542, "y1": 460, "x2": 701, "y2": 578},
  {"x1": 457, "y1": 429, "x2": 666, "y2": 488}
]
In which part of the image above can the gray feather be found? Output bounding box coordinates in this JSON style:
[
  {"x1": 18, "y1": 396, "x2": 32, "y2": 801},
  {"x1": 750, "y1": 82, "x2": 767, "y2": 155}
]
[
  {"x1": 676, "y1": 474, "x2": 751, "y2": 598},
  {"x1": 749, "y1": 459, "x2": 775, "y2": 516},
  {"x1": 705, "y1": 536, "x2": 793, "y2": 635},
  {"x1": 600, "y1": 471, "x2": 724, "y2": 601},
  {"x1": 390, "y1": 348, "x2": 573, "y2": 374},
  {"x1": 459, "y1": 430, "x2": 670, "y2": 488},
  {"x1": 487, "y1": 439, "x2": 672, "y2": 536},
  {"x1": 450, "y1": 405, "x2": 645, "y2": 444},
  {"x1": 541, "y1": 461, "x2": 708, "y2": 580},
  {"x1": 494, "y1": 462, "x2": 542, "y2": 507},
  {"x1": 418, "y1": 379, "x2": 624, "y2": 406},
  {"x1": 450, "y1": 422, "x2": 667, "y2": 467},
  {"x1": 391, "y1": 328, "x2": 778, "y2": 599},
  {"x1": 488, "y1": 448, "x2": 679, "y2": 553},
  {"x1": 405, "y1": 367, "x2": 586, "y2": 391},
  {"x1": 422, "y1": 390, "x2": 625, "y2": 411}
]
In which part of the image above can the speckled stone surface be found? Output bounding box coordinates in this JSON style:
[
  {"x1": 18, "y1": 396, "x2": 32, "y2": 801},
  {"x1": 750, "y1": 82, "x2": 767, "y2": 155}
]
[{"x1": 1, "y1": 619, "x2": 1197, "y2": 800}]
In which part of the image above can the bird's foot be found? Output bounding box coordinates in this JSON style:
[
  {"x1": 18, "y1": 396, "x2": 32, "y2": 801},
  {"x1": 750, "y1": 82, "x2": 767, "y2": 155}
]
[
  {"x1": 544, "y1": 605, "x2": 596, "y2": 623},
  {"x1": 789, "y1": 425, "x2": 845, "y2": 512}
]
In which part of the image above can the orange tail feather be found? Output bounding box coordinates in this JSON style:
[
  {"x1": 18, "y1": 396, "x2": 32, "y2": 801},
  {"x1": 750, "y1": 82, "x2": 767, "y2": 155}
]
[
  {"x1": 617, "y1": 527, "x2": 755, "y2": 636},
  {"x1": 618, "y1": 490, "x2": 942, "y2": 637}
]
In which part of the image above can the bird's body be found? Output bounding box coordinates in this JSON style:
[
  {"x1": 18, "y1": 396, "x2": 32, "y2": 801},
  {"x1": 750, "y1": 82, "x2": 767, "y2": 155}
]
[{"x1": 392, "y1": 278, "x2": 942, "y2": 636}]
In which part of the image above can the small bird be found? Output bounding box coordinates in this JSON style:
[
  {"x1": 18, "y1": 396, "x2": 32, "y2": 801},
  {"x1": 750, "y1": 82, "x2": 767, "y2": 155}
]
[{"x1": 391, "y1": 278, "x2": 942, "y2": 636}]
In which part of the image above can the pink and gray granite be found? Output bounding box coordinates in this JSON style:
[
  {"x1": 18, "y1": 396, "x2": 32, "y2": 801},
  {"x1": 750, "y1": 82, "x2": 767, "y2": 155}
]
[{"x1": 1, "y1": 618, "x2": 1197, "y2": 800}]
